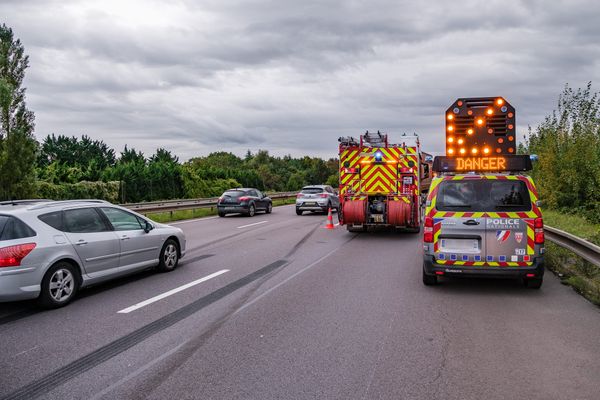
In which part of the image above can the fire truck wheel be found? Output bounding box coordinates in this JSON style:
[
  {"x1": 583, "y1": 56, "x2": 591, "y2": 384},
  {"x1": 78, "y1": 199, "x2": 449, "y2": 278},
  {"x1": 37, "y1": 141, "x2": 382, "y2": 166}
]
[
  {"x1": 524, "y1": 277, "x2": 543, "y2": 289},
  {"x1": 422, "y1": 265, "x2": 438, "y2": 286},
  {"x1": 246, "y1": 204, "x2": 256, "y2": 217}
]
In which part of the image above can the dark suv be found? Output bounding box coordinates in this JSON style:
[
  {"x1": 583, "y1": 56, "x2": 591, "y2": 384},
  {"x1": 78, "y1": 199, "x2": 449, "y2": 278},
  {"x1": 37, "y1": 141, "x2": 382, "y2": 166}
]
[{"x1": 217, "y1": 188, "x2": 273, "y2": 217}]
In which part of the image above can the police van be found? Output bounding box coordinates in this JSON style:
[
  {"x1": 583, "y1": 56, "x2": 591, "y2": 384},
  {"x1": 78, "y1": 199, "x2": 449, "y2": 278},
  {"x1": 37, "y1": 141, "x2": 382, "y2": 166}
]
[{"x1": 422, "y1": 97, "x2": 545, "y2": 288}]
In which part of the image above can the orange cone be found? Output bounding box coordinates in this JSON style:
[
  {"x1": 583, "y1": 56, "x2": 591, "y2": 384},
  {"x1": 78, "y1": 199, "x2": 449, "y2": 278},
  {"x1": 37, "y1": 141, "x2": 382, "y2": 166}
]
[{"x1": 324, "y1": 207, "x2": 335, "y2": 229}]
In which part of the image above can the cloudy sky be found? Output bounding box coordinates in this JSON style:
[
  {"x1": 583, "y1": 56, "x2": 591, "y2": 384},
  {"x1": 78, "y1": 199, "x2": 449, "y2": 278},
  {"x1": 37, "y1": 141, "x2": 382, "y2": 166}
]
[{"x1": 2, "y1": 0, "x2": 599, "y2": 160}]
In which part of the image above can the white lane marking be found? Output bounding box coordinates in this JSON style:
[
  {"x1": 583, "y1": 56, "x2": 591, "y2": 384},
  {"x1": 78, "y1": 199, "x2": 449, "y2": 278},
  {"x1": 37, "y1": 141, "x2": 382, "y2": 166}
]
[
  {"x1": 237, "y1": 220, "x2": 268, "y2": 229},
  {"x1": 234, "y1": 246, "x2": 340, "y2": 315},
  {"x1": 117, "y1": 270, "x2": 229, "y2": 314},
  {"x1": 171, "y1": 216, "x2": 219, "y2": 225},
  {"x1": 89, "y1": 343, "x2": 184, "y2": 400}
]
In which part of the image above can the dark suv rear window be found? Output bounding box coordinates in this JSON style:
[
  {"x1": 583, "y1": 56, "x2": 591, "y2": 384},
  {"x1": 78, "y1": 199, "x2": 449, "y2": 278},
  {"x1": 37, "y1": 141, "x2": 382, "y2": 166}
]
[
  {"x1": 301, "y1": 187, "x2": 324, "y2": 194},
  {"x1": 0, "y1": 215, "x2": 36, "y2": 241},
  {"x1": 222, "y1": 190, "x2": 246, "y2": 197},
  {"x1": 436, "y1": 179, "x2": 531, "y2": 212}
]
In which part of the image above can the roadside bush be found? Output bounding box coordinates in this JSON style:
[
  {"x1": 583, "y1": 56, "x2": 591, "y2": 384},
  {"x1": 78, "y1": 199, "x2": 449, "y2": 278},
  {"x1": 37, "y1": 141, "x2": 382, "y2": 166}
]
[{"x1": 36, "y1": 181, "x2": 120, "y2": 203}]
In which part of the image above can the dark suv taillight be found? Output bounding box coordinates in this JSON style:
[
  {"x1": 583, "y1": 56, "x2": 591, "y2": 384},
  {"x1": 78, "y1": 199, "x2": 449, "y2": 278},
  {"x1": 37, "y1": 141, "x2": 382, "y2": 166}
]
[
  {"x1": 534, "y1": 217, "x2": 544, "y2": 244},
  {"x1": 0, "y1": 243, "x2": 37, "y2": 267},
  {"x1": 424, "y1": 217, "x2": 434, "y2": 243}
]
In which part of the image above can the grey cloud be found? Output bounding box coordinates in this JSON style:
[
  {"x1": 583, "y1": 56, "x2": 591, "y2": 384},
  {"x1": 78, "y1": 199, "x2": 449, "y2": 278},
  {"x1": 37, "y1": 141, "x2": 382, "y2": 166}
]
[{"x1": 2, "y1": 0, "x2": 600, "y2": 160}]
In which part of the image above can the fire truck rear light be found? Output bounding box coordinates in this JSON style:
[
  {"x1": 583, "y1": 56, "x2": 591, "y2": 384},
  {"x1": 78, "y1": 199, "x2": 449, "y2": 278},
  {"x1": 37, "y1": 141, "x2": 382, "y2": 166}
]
[
  {"x1": 534, "y1": 218, "x2": 543, "y2": 229},
  {"x1": 496, "y1": 98, "x2": 504, "y2": 105},
  {"x1": 435, "y1": 271, "x2": 444, "y2": 275},
  {"x1": 447, "y1": 114, "x2": 454, "y2": 120},
  {"x1": 0, "y1": 243, "x2": 36, "y2": 268},
  {"x1": 344, "y1": 167, "x2": 359, "y2": 173}
]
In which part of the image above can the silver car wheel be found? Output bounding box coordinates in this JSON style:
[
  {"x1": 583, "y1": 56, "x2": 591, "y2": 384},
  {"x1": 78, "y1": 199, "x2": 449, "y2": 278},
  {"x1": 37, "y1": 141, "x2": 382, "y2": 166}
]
[
  {"x1": 164, "y1": 244, "x2": 178, "y2": 268},
  {"x1": 49, "y1": 268, "x2": 75, "y2": 302}
]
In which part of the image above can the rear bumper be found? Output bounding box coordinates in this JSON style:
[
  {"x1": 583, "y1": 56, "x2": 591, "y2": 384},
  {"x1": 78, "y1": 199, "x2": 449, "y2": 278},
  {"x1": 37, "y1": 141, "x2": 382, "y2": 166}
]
[
  {"x1": 423, "y1": 255, "x2": 545, "y2": 278},
  {"x1": 217, "y1": 205, "x2": 249, "y2": 214},
  {"x1": 0, "y1": 267, "x2": 41, "y2": 302},
  {"x1": 296, "y1": 201, "x2": 330, "y2": 211}
]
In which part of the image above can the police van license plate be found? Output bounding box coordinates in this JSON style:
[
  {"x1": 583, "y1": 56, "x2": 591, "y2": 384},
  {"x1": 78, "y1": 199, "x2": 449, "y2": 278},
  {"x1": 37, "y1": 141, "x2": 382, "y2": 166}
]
[{"x1": 440, "y1": 238, "x2": 479, "y2": 252}]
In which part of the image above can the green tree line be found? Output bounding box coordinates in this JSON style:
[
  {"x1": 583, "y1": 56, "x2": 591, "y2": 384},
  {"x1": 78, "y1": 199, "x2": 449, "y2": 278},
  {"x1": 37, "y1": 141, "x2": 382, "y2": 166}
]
[
  {"x1": 33, "y1": 135, "x2": 339, "y2": 203},
  {"x1": 522, "y1": 82, "x2": 600, "y2": 223}
]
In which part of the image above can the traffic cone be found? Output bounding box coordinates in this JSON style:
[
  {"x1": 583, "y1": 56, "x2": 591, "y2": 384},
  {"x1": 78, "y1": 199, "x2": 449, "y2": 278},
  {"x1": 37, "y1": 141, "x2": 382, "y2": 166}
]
[{"x1": 324, "y1": 207, "x2": 335, "y2": 229}]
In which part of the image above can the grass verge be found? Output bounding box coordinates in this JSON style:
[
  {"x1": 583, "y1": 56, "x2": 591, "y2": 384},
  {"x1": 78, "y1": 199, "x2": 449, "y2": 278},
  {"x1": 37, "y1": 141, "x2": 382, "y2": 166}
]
[
  {"x1": 543, "y1": 209, "x2": 600, "y2": 246},
  {"x1": 145, "y1": 197, "x2": 296, "y2": 224},
  {"x1": 542, "y1": 209, "x2": 600, "y2": 305}
]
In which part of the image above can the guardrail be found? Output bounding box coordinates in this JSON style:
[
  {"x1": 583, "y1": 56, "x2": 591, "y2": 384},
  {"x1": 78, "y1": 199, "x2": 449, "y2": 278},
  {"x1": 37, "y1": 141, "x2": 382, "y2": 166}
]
[
  {"x1": 121, "y1": 191, "x2": 298, "y2": 214},
  {"x1": 544, "y1": 225, "x2": 600, "y2": 267}
]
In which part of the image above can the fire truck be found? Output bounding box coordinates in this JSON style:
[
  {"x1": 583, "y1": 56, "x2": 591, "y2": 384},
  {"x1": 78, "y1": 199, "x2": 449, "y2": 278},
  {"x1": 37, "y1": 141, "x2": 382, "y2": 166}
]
[{"x1": 337, "y1": 131, "x2": 432, "y2": 232}]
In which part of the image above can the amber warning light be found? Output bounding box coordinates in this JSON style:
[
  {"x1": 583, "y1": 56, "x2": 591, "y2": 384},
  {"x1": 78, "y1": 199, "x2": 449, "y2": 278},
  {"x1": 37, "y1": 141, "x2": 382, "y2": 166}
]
[{"x1": 433, "y1": 155, "x2": 532, "y2": 173}]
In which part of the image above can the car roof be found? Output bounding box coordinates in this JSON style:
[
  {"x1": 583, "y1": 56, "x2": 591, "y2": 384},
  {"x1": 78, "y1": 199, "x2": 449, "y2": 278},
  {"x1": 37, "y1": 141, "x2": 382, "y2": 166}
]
[
  {"x1": 0, "y1": 199, "x2": 111, "y2": 215},
  {"x1": 302, "y1": 185, "x2": 327, "y2": 188}
]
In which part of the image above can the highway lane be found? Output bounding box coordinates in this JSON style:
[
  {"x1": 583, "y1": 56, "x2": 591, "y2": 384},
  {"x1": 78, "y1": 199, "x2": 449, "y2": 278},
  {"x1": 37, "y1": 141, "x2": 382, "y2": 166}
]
[{"x1": 1, "y1": 205, "x2": 600, "y2": 400}]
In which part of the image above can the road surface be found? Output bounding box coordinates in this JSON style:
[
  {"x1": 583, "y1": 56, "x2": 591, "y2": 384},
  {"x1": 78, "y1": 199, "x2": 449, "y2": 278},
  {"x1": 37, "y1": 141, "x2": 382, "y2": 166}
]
[{"x1": 1, "y1": 205, "x2": 599, "y2": 400}]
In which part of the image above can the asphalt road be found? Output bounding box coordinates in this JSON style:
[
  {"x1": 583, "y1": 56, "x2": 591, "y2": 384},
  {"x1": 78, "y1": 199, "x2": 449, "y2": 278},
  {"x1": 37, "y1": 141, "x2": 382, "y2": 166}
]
[{"x1": 1, "y1": 204, "x2": 599, "y2": 400}]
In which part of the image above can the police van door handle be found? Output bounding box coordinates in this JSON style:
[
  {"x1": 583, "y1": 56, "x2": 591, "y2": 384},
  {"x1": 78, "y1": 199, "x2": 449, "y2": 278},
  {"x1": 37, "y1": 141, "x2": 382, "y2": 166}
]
[{"x1": 463, "y1": 219, "x2": 480, "y2": 225}]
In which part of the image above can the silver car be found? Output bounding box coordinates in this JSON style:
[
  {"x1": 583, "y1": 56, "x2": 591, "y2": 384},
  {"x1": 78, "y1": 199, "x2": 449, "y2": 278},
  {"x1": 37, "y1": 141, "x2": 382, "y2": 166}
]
[
  {"x1": 0, "y1": 200, "x2": 186, "y2": 307},
  {"x1": 296, "y1": 185, "x2": 340, "y2": 215}
]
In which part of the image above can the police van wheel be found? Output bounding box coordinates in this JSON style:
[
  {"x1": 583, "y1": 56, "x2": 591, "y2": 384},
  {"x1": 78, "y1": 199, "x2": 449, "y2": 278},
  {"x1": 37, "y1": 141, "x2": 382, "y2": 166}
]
[
  {"x1": 524, "y1": 277, "x2": 543, "y2": 289},
  {"x1": 423, "y1": 267, "x2": 438, "y2": 286}
]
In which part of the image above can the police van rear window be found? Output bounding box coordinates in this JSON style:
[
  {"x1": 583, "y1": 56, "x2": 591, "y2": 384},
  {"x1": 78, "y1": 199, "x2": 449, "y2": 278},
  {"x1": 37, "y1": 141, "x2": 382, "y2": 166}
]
[{"x1": 436, "y1": 179, "x2": 531, "y2": 212}]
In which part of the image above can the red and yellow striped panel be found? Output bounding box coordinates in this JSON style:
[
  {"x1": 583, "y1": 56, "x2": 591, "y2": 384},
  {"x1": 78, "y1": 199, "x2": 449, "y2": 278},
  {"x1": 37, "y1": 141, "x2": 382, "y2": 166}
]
[
  {"x1": 339, "y1": 146, "x2": 420, "y2": 196},
  {"x1": 435, "y1": 260, "x2": 532, "y2": 267}
]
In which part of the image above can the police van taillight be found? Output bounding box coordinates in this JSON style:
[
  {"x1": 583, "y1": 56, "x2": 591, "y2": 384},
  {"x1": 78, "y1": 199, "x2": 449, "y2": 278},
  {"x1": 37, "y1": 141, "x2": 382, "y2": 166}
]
[
  {"x1": 424, "y1": 217, "x2": 434, "y2": 243},
  {"x1": 534, "y1": 217, "x2": 544, "y2": 244}
]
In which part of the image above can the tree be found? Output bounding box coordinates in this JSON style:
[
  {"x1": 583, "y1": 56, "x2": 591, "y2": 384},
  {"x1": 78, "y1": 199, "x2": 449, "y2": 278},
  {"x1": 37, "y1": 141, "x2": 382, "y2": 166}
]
[
  {"x1": 524, "y1": 83, "x2": 600, "y2": 222},
  {"x1": 0, "y1": 24, "x2": 37, "y2": 200},
  {"x1": 38, "y1": 134, "x2": 116, "y2": 181}
]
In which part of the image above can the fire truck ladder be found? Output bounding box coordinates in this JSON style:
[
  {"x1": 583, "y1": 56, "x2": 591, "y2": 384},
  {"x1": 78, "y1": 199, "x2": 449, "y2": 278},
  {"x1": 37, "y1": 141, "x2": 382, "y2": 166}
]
[{"x1": 361, "y1": 131, "x2": 388, "y2": 147}]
